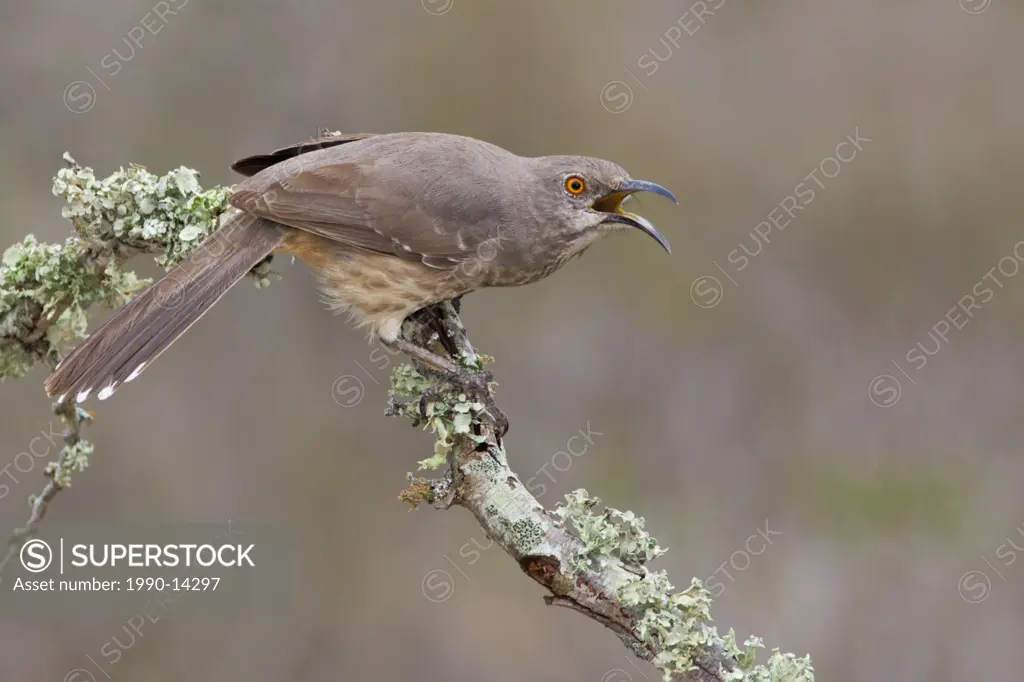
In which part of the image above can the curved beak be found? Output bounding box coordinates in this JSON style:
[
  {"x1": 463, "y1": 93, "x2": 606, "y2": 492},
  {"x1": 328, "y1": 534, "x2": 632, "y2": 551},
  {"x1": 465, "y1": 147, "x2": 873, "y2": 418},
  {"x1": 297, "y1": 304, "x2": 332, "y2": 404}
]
[{"x1": 591, "y1": 179, "x2": 677, "y2": 254}]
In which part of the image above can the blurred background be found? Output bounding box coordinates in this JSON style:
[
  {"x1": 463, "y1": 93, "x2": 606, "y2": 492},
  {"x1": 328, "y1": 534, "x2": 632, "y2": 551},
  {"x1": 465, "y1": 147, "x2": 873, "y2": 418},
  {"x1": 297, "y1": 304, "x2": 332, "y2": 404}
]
[{"x1": 1, "y1": 1, "x2": 1023, "y2": 680}]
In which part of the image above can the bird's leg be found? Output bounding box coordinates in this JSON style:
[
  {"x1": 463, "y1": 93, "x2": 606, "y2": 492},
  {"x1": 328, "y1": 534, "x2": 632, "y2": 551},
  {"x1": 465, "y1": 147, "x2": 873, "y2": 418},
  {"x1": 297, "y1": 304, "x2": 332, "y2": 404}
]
[
  {"x1": 384, "y1": 337, "x2": 461, "y2": 375},
  {"x1": 424, "y1": 300, "x2": 507, "y2": 436},
  {"x1": 418, "y1": 304, "x2": 459, "y2": 358},
  {"x1": 447, "y1": 370, "x2": 508, "y2": 438},
  {"x1": 383, "y1": 336, "x2": 508, "y2": 436}
]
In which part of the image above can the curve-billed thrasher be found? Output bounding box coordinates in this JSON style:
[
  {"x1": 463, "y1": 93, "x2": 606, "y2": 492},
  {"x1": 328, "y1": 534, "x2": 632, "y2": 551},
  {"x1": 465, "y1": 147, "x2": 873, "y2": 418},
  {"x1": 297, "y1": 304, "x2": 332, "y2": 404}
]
[{"x1": 45, "y1": 132, "x2": 676, "y2": 414}]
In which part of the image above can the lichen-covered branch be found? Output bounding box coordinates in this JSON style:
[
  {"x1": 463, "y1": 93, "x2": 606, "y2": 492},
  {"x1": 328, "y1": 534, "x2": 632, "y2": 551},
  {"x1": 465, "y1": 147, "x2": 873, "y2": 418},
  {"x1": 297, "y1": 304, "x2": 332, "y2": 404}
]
[
  {"x1": 0, "y1": 398, "x2": 92, "y2": 583},
  {"x1": 390, "y1": 303, "x2": 813, "y2": 682},
  {"x1": 0, "y1": 157, "x2": 813, "y2": 680},
  {"x1": 1, "y1": 153, "x2": 232, "y2": 381},
  {"x1": 0, "y1": 156, "x2": 235, "y2": 580}
]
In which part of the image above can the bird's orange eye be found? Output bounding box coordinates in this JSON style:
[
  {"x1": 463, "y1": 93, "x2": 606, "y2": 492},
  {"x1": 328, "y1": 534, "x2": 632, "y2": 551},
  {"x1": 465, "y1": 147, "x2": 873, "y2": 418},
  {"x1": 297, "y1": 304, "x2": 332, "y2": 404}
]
[{"x1": 565, "y1": 176, "x2": 586, "y2": 195}]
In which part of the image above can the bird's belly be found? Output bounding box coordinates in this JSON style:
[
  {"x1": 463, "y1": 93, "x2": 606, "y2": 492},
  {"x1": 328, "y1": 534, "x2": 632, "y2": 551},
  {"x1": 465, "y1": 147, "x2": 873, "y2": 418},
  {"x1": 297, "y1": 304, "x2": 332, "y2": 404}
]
[{"x1": 278, "y1": 230, "x2": 471, "y2": 338}]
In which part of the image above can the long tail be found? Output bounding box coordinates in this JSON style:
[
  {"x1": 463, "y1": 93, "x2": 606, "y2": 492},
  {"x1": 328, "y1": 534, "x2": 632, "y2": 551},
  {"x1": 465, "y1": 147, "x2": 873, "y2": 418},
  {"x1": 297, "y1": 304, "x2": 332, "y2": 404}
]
[{"x1": 45, "y1": 211, "x2": 287, "y2": 402}]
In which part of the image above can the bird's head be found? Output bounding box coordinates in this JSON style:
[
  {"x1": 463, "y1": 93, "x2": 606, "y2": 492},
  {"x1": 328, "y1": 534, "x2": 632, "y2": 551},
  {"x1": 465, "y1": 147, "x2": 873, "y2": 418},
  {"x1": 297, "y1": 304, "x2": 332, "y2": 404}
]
[{"x1": 527, "y1": 155, "x2": 676, "y2": 255}]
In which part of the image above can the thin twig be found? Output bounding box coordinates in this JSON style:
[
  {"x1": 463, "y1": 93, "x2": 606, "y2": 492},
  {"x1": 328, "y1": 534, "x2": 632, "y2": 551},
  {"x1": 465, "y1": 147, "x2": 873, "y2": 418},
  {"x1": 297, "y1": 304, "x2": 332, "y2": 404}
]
[{"x1": 0, "y1": 398, "x2": 85, "y2": 583}]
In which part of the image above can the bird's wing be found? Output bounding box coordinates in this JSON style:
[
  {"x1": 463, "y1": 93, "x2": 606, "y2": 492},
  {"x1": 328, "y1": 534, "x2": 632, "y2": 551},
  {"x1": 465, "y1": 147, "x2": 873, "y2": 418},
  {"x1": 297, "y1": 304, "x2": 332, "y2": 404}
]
[
  {"x1": 230, "y1": 132, "x2": 380, "y2": 177},
  {"x1": 229, "y1": 134, "x2": 511, "y2": 269}
]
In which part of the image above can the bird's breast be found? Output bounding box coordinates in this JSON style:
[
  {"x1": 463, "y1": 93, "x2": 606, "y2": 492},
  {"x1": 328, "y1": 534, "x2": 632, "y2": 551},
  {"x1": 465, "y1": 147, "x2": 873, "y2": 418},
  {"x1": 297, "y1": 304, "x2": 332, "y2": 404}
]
[{"x1": 277, "y1": 229, "x2": 478, "y2": 326}]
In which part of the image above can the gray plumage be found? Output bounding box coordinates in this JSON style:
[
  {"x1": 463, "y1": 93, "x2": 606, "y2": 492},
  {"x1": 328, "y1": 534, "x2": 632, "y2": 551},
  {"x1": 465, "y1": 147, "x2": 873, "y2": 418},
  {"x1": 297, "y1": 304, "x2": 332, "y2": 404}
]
[{"x1": 45, "y1": 132, "x2": 674, "y2": 402}]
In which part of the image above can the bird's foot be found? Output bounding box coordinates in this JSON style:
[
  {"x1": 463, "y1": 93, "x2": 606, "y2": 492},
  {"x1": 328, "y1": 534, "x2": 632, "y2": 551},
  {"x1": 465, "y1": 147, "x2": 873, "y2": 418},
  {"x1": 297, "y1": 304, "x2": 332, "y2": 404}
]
[
  {"x1": 441, "y1": 367, "x2": 508, "y2": 437},
  {"x1": 417, "y1": 386, "x2": 445, "y2": 421},
  {"x1": 385, "y1": 335, "x2": 507, "y2": 436}
]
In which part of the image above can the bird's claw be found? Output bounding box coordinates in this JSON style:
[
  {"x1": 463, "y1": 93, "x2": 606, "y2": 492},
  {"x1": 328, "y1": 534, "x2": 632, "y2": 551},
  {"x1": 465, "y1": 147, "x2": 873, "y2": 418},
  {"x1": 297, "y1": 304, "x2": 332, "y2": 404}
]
[
  {"x1": 418, "y1": 387, "x2": 444, "y2": 421},
  {"x1": 442, "y1": 368, "x2": 508, "y2": 437}
]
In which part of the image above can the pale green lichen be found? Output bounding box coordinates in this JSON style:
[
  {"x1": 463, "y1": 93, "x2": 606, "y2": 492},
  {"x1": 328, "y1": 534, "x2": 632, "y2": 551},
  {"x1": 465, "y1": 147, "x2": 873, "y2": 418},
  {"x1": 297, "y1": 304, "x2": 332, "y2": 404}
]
[
  {"x1": 455, "y1": 349, "x2": 494, "y2": 372},
  {"x1": 36, "y1": 406, "x2": 94, "y2": 490},
  {"x1": 46, "y1": 438, "x2": 93, "y2": 488},
  {"x1": 388, "y1": 363, "x2": 489, "y2": 470},
  {"x1": 552, "y1": 488, "x2": 667, "y2": 572},
  {"x1": 1, "y1": 156, "x2": 234, "y2": 382},
  {"x1": 0, "y1": 235, "x2": 147, "y2": 378},
  {"x1": 554, "y1": 490, "x2": 814, "y2": 682},
  {"x1": 630, "y1": 577, "x2": 813, "y2": 682},
  {"x1": 52, "y1": 155, "x2": 231, "y2": 269},
  {"x1": 0, "y1": 156, "x2": 237, "y2": 494}
]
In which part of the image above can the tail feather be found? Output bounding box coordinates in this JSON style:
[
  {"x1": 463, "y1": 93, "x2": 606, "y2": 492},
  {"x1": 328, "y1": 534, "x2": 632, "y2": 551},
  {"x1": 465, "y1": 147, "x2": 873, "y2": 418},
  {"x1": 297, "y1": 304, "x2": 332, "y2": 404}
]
[{"x1": 45, "y1": 213, "x2": 286, "y2": 401}]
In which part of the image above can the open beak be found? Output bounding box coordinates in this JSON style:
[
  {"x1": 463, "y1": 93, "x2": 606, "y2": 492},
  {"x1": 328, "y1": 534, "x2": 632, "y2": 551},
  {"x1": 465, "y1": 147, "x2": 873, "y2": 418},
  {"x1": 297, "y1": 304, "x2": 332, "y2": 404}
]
[{"x1": 591, "y1": 179, "x2": 676, "y2": 254}]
